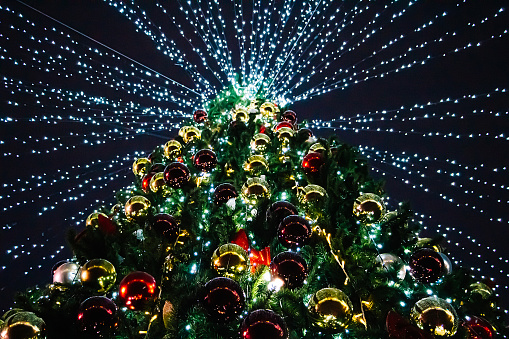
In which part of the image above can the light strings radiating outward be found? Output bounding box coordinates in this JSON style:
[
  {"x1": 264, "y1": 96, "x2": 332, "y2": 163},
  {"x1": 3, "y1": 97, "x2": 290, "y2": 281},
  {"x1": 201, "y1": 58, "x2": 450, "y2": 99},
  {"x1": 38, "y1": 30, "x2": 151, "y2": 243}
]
[{"x1": 0, "y1": 0, "x2": 508, "y2": 316}]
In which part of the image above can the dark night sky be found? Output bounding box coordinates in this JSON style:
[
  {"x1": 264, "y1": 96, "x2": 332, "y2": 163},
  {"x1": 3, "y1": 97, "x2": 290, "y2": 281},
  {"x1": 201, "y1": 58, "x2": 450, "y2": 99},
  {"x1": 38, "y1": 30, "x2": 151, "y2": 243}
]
[{"x1": 1, "y1": 0, "x2": 508, "y2": 315}]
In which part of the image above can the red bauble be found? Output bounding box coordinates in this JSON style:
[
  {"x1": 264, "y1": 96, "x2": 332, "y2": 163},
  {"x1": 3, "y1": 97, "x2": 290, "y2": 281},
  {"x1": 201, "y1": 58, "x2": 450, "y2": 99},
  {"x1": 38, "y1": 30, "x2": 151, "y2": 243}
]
[
  {"x1": 302, "y1": 152, "x2": 324, "y2": 174},
  {"x1": 386, "y1": 311, "x2": 433, "y2": 339},
  {"x1": 163, "y1": 162, "x2": 190, "y2": 188},
  {"x1": 201, "y1": 277, "x2": 245, "y2": 323},
  {"x1": 193, "y1": 149, "x2": 217, "y2": 172},
  {"x1": 141, "y1": 173, "x2": 154, "y2": 193},
  {"x1": 118, "y1": 271, "x2": 158, "y2": 310},
  {"x1": 281, "y1": 110, "x2": 297, "y2": 125},
  {"x1": 193, "y1": 109, "x2": 208, "y2": 123},
  {"x1": 274, "y1": 121, "x2": 294, "y2": 131},
  {"x1": 266, "y1": 201, "x2": 298, "y2": 228},
  {"x1": 463, "y1": 316, "x2": 494, "y2": 339},
  {"x1": 270, "y1": 251, "x2": 307, "y2": 289},
  {"x1": 259, "y1": 125, "x2": 267, "y2": 134},
  {"x1": 151, "y1": 214, "x2": 179, "y2": 243},
  {"x1": 77, "y1": 296, "x2": 118, "y2": 337},
  {"x1": 97, "y1": 213, "x2": 116, "y2": 234},
  {"x1": 277, "y1": 215, "x2": 311, "y2": 249},
  {"x1": 240, "y1": 309, "x2": 289, "y2": 339},
  {"x1": 409, "y1": 248, "x2": 445, "y2": 283},
  {"x1": 214, "y1": 183, "x2": 238, "y2": 206}
]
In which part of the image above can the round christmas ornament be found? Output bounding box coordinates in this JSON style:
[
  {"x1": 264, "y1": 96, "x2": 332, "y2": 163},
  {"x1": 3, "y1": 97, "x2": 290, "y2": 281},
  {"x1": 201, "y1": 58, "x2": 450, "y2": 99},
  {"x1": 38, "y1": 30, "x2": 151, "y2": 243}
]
[
  {"x1": 178, "y1": 125, "x2": 201, "y2": 143},
  {"x1": 211, "y1": 243, "x2": 249, "y2": 278},
  {"x1": 193, "y1": 149, "x2": 217, "y2": 172},
  {"x1": 80, "y1": 258, "x2": 117, "y2": 294},
  {"x1": 376, "y1": 253, "x2": 407, "y2": 280},
  {"x1": 242, "y1": 177, "x2": 271, "y2": 202},
  {"x1": 214, "y1": 183, "x2": 238, "y2": 206},
  {"x1": 462, "y1": 316, "x2": 495, "y2": 339},
  {"x1": 77, "y1": 296, "x2": 118, "y2": 337},
  {"x1": 1, "y1": 311, "x2": 45, "y2": 339},
  {"x1": 298, "y1": 184, "x2": 327, "y2": 204},
  {"x1": 415, "y1": 237, "x2": 444, "y2": 253},
  {"x1": 260, "y1": 102, "x2": 279, "y2": 117},
  {"x1": 352, "y1": 193, "x2": 386, "y2": 224},
  {"x1": 141, "y1": 172, "x2": 154, "y2": 193},
  {"x1": 193, "y1": 109, "x2": 208, "y2": 123},
  {"x1": 125, "y1": 196, "x2": 151, "y2": 220},
  {"x1": 281, "y1": 110, "x2": 297, "y2": 125},
  {"x1": 409, "y1": 248, "x2": 445, "y2": 283},
  {"x1": 270, "y1": 251, "x2": 307, "y2": 289},
  {"x1": 163, "y1": 140, "x2": 182, "y2": 159},
  {"x1": 276, "y1": 126, "x2": 295, "y2": 140},
  {"x1": 266, "y1": 201, "x2": 298, "y2": 228},
  {"x1": 86, "y1": 212, "x2": 108, "y2": 229},
  {"x1": 244, "y1": 155, "x2": 269, "y2": 174},
  {"x1": 240, "y1": 309, "x2": 289, "y2": 339},
  {"x1": 307, "y1": 287, "x2": 354, "y2": 332},
  {"x1": 411, "y1": 296, "x2": 458, "y2": 337},
  {"x1": 251, "y1": 133, "x2": 271, "y2": 153},
  {"x1": 151, "y1": 214, "x2": 180, "y2": 243},
  {"x1": 274, "y1": 121, "x2": 294, "y2": 131},
  {"x1": 149, "y1": 172, "x2": 167, "y2": 193},
  {"x1": 52, "y1": 261, "x2": 80, "y2": 285},
  {"x1": 201, "y1": 277, "x2": 245, "y2": 323},
  {"x1": 132, "y1": 157, "x2": 150, "y2": 177},
  {"x1": 302, "y1": 151, "x2": 324, "y2": 175},
  {"x1": 469, "y1": 282, "x2": 493, "y2": 299},
  {"x1": 119, "y1": 271, "x2": 158, "y2": 310},
  {"x1": 163, "y1": 162, "x2": 190, "y2": 188},
  {"x1": 85, "y1": 211, "x2": 116, "y2": 234},
  {"x1": 277, "y1": 215, "x2": 312, "y2": 248},
  {"x1": 308, "y1": 142, "x2": 327, "y2": 154},
  {"x1": 233, "y1": 107, "x2": 249, "y2": 123}
]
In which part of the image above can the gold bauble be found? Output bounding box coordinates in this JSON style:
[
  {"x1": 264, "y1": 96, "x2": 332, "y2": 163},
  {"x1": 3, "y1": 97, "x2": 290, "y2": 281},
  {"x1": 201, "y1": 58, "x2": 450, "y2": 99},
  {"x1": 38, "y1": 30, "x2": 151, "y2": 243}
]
[
  {"x1": 232, "y1": 107, "x2": 249, "y2": 123},
  {"x1": 260, "y1": 102, "x2": 279, "y2": 117},
  {"x1": 307, "y1": 288, "x2": 354, "y2": 332},
  {"x1": 125, "y1": 196, "x2": 151, "y2": 220},
  {"x1": 298, "y1": 184, "x2": 327, "y2": 204},
  {"x1": 110, "y1": 203, "x2": 122, "y2": 217},
  {"x1": 86, "y1": 212, "x2": 109, "y2": 229},
  {"x1": 80, "y1": 258, "x2": 116, "y2": 294},
  {"x1": 352, "y1": 193, "x2": 386, "y2": 224},
  {"x1": 211, "y1": 243, "x2": 249, "y2": 278},
  {"x1": 469, "y1": 282, "x2": 493, "y2": 299},
  {"x1": 411, "y1": 296, "x2": 458, "y2": 337},
  {"x1": 149, "y1": 172, "x2": 167, "y2": 193},
  {"x1": 242, "y1": 177, "x2": 270, "y2": 202},
  {"x1": 132, "y1": 158, "x2": 151, "y2": 176},
  {"x1": 2, "y1": 311, "x2": 45, "y2": 339},
  {"x1": 308, "y1": 142, "x2": 328, "y2": 155},
  {"x1": 178, "y1": 126, "x2": 201, "y2": 143},
  {"x1": 244, "y1": 155, "x2": 269, "y2": 174},
  {"x1": 163, "y1": 140, "x2": 182, "y2": 159},
  {"x1": 250, "y1": 133, "x2": 271, "y2": 153},
  {"x1": 276, "y1": 127, "x2": 295, "y2": 140}
]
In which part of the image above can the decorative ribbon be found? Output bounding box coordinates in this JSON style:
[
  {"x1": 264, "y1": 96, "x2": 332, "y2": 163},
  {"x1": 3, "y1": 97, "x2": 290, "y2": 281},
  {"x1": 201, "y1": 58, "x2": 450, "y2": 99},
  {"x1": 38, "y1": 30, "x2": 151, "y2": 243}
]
[{"x1": 232, "y1": 229, "x2": 271, "y2": 272}]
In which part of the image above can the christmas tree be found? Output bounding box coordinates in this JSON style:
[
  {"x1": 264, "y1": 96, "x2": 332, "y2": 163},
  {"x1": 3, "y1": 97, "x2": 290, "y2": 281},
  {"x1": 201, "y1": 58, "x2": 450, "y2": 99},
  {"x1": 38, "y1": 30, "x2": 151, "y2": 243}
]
[{"x1": 2, "y1": 87, "x2": 506, "y2": 338}]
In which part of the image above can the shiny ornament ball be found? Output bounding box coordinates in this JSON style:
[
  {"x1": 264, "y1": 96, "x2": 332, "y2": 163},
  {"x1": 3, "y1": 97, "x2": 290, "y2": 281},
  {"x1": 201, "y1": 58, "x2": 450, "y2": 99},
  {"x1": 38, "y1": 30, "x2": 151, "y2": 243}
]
[
  {"x1": 276, "y1": 126, "x2": 295, "y2": 140},
  {"x1": 80, "y1": 258, "x2": 117, "y2": 294},
  {"x1": 302, "y1": 152, "x2": 324, "y2": 174},
  {"x1": 250, "y1": 133, "x2": 271, "y2": 153},
  {"x1": 233, "y1": 107, "x2": 249, "y2": 122},
  {"x1": 439, "y1": 253, "x2": 452, "y2": 275},
  {"x1": 308, "y1": 142, "x2": 327, "y2": 154},
  {"x1": 163, "y1": 140, "x2": 182, "y2": 159},
  {"x1": 240, "y1": 309, "x2": 288, "y2": 339},
  {"x1": 119, "y1": 271, "x2": 158, "y2": 310},
  {"x1": 149, "y1": 172, "x2": 167, "y2": 193},
  {"x1": 462, "y1": 316, "x2": 494, "y2": 339},
  {"x1": 469, "y1": 282, "x2": 493, "y2": 299},
  {"x1": 193, "y1": 149, "x2": 217, "y2": 172},
  {"x1": 409, "y1": 249, "x2": 445, "y2": 283},
  {"x1": 244, "y1": 155, "x2": 269, "y2": 174},
  {"x1": 1, "y1": 311, "x2": 45, "y2": 339},
  {"x1": 214, "y1": 183, "x2": 238, "y2": 206},
  {"x1": 77, "y1": 296, "x2": 117, "y2": 337},
  {"x1": 52, "y1": 261, "x2": 80, "y2": 285},
  {"x1": 260, "y1": 102, "x2": 279, "y2": 117},
  {"x1": 274, "y1": 121, "x2": 294, "y2": 131},
  {"x1": 307, "y1": 288, "x2": 354, "y2": 332},
  {"x1": 125, "y1": 196, "x2": 151, "y2": 220},
  {"x1": 281, "y1": 110, "x2": 297, "y2": 125},
  {"x1": 201, "y1": 277, "x2": 245, "y2": 323},
  {"x1": 353, "y1": 193, "x2": 386, "y2": 224},
  {"x1": 211, "y1": 243, "x2": 249, "y2": 278},
  {"x1": 193, "y1": 109, "x2": 208, "y2": 123},
  {"x1": 164, "y1": 162, "x2": 190, "y2": 188},
  {"x1": 178, "y1": 125, "x2": 201, "y2": 143},
  {"x1": 141, "y1": 173, "x2": 154, "y2": 193},
  {"x1": 411, "y1": 296, "x2": 458, "y2": 337},
  {"x1": 151, "y1": 214, "x2": 179, "y2": 243},
  {"x1": 376, "y1": 253, "x2": 407, "y2": 280},
  {"x1": 86, "y1": 212, "x2": 108, "y2": 229},
  {"x1": 277, "y1": 215, "x2": 311, "y2": 249},
  {"x1": 270, "y1": 251, "x2": 307, "y2": 289},
  {"x1": 299, "y1": 184, "x2": 327, "y2": 204},
  {"x1": 132, "y1": 157, "x2": 150, "y2": 177},
  {"x1": 266, "y1": 201, "x2": 298, "y2": 228},
  {"x1": 242, "y1": 177, "x2": 270, "y2": 201}
]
